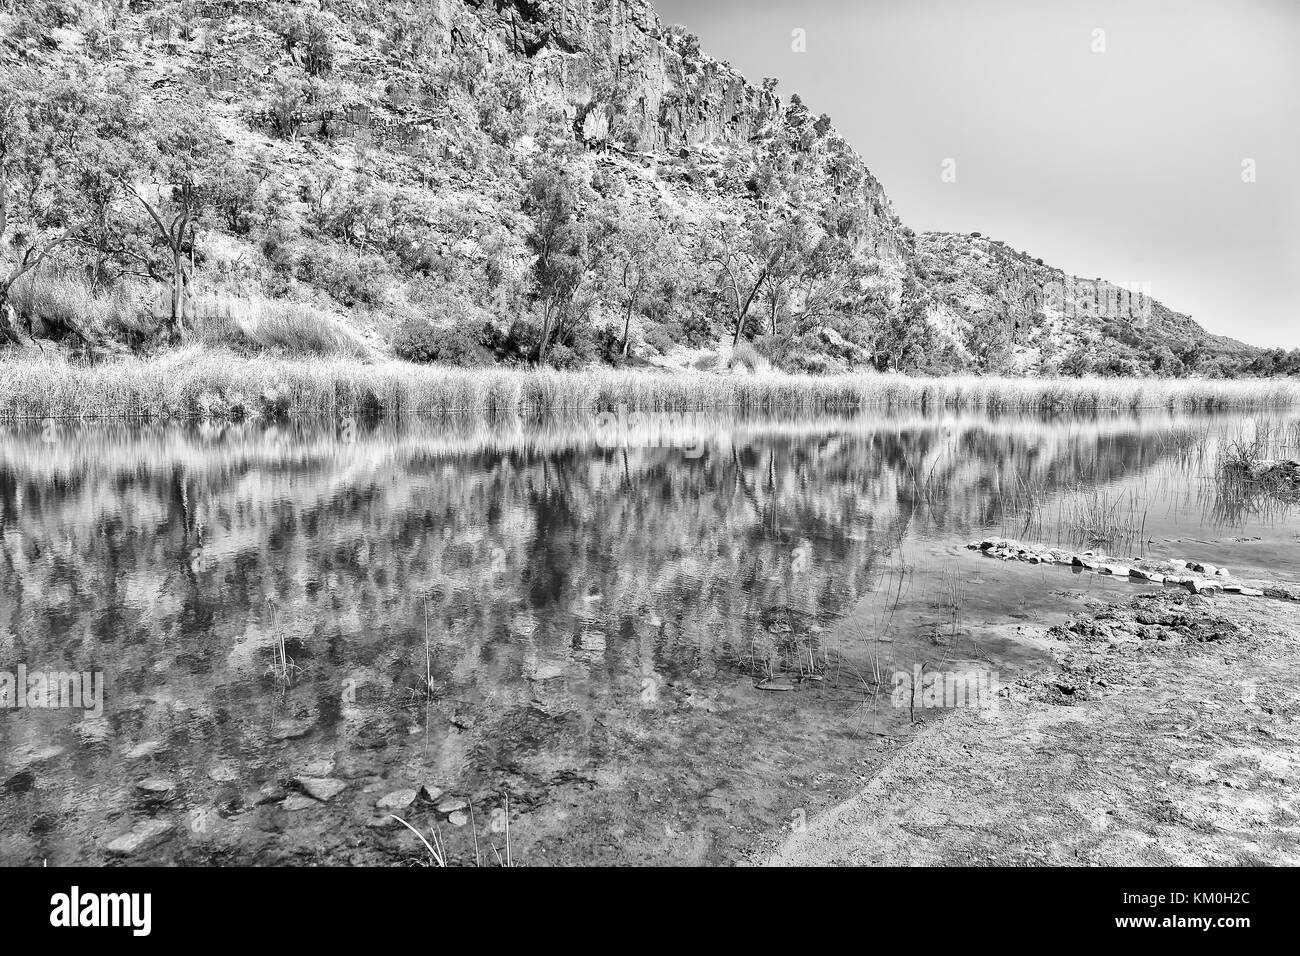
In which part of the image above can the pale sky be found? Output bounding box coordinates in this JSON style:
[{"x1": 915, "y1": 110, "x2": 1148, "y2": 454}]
[{"x1": 655, "y1": 0, "x2": 1300, "y2": 349}]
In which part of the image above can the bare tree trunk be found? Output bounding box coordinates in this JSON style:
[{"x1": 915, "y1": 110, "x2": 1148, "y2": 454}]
[
  {"x1": 621, "y1": 299, "x2": 634, "y2": 358},
  {"x1": 537, "y1": 300, "x2": 554, "y2": 366},
  {"x1": 171, "y1": 249, "x2": 187, "y2": 338},
  {"x1": 0, "y1": 288, "x2": 20, "y2": 344}
]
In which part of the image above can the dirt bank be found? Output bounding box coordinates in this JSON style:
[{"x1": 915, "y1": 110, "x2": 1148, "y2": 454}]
[{"x1": 767, "y1": 588, "x2": 1300, "y2": 866}]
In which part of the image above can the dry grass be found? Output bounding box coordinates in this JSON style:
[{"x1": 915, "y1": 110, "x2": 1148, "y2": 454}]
[
  {"x1": 6, "y1": 271, "x2": 151, "y2": 343},
  {"x1": 1212, "y1": 420, "x2": 1300, "y2": 521},
  {"x1": 2, "y1": 348, "x2": 1299, "y2": 421},
  {"x1": 189, "y1": 297, "x2": 372, "y2": 359}
]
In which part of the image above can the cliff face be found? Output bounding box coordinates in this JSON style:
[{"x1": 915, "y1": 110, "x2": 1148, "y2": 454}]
[
  {"x1": 0, "y1": 0, "x2": 1253, "y2": 374},
  {"x1": 462, "y1": 0, "x2": 777, "y2": 149}
]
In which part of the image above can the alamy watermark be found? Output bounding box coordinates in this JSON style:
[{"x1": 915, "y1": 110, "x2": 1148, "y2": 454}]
[
  {"x1": 1, "y1": 665, "x2": 104, "y2": 718},
  {"x1": 891, "y1": 666, "x2": 999, "y2": 712},
  {"x1": 1043, "y1": 277, "x2": 1152, "y2": 324},
  {"x1": 595, "y1": 405, "x2": 706, "y2": 458}
]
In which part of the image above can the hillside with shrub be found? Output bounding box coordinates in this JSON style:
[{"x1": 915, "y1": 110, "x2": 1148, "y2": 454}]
[{"x1": 0, "y1": 0, "x2": 1291, "y2": 378}]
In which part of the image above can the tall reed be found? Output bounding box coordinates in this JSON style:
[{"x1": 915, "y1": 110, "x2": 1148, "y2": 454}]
[{"x1": 3, "y1": 348, "x2": 1298, "y2": 421}]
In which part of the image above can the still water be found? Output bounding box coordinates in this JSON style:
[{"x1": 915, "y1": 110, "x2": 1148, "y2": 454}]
[{"x1": 1, "y1": 409, "x2": 1296, "y2": 864}]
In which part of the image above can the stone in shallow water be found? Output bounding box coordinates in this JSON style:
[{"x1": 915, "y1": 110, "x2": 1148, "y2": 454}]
[
  {"x1": 124, "y1": 741, "x2": 162, "y2": 761},
  {"x1": 448, "y1": 811, "x2": 469, "y2": 827},
  {"x1": 435, "y1": 797, "x2": 469, "y2": 815},
  {"x1": 377, "y1": 789, "x2": 418, "y2": 811},
  {"x1": 271, "y1": 718, "x2": 316, "y2": 741},
  {"x1": 297, "y1": 777, "x2": 348, "y2": 802},
  {"x1": 207, "y1": 762, "x2": 239, "y2": 783},
  {"x1": 281, "y1": 794, "x2": 318, "y2": 812},
  {"x1": 302, "y1": 757, "x2": 335, "y2": 776},
  {"x1": 1100, "y1": 565, "x2": 1131, "y2": 576},
  {"x1": 136, "y1": 777, "x2": 176, "y2": 795},
  {"x1": 1223, "y1": 584, "x2": 1264, "y2": 596},
  {"x1": 106, "y1": 819, "x2": 174, "y2": 856}
]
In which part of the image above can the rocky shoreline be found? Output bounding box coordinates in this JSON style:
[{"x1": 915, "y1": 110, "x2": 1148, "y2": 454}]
[
  {"x1": 964, "y1": 537, "x2": 1299, "y2": 598},
  {"x1": 768, "y1": 582, "x2": 1300, "y2": 865}
]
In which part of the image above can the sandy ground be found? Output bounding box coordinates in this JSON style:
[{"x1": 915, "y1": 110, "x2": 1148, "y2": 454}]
[{"x1": 767, "y1": 587, "x2": 1300, "y2": 866}]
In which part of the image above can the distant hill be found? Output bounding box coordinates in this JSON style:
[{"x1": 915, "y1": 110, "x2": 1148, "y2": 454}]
[{"x1": 0, "y1": 0, "x2": 1289, "y2": 377}]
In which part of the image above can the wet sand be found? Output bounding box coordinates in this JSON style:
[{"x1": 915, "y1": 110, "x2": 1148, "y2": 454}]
[{"x1": 767, "y1": 587, "x2": 1300, "y2": 866}]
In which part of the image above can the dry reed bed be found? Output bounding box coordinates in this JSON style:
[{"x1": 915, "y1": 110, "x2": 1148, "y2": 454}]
[{"x1": 2, "y1": 349, "x2": 1299, "y2": 420}]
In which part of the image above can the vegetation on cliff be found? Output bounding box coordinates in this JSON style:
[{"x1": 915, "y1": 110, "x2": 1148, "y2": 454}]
[{"x1": 0, "y1": 0, "x2": 1292, "y2": 383}]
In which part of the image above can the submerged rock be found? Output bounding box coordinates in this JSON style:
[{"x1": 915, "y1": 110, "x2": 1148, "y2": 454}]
[
  {"x1": 106, "y1": 819, "x2": 174, "y2": 856},
  {"x1": 377, "y1": 789, "x2": 418, "y2": 811},
  {"x1": 135, "y1": 777, "x2": 177, "y2": 796},
  {"x1": 271, "y1": 718, "x2": 317, "y2": 741},
  {"x1": 123, "y1": 741, "x2": 163, "y2": 761},
  {"x1": 297, "y1": 777, "x2": 348, "y2": 802}
]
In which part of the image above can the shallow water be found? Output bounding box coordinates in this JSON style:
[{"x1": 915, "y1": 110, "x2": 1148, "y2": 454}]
[{"x1": 1, "y1": 408, "x2": 1297, "y2": 865}]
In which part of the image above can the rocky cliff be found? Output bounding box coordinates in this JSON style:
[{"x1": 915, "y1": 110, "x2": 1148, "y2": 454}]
[{"x1": 0, "y1": 0, "x2": 1263, "y2": 375}]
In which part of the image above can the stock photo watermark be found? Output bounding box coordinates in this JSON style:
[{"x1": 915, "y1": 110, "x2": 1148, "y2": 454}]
[
  {"x1": 0, "y1": 665, "x2": 104, "y2": 718},
  {"x1": 595, "y1": 405, "x2": 706, "y2": 458},
  {"x1": 891, "y1": 666, "x2": 999, "y2": 712}
]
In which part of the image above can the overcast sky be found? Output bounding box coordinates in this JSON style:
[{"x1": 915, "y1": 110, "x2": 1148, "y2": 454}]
[{"x1": 654, "y1": 0, "x2": 1299, "y2": 348}]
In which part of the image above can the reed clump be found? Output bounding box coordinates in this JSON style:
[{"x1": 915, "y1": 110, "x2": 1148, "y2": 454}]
[{"x1": 3, "y1": 349, "x2": 1299, "y2": 421}]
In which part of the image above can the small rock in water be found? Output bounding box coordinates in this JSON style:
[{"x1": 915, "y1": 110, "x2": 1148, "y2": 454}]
[
  {"x1": 297, "y1": 777, "x2": 348, "y2": 802},
  {"x1": 377, "y1": 789, "x2": 418, "y2": 811},
  {"x1": 136, "y1": 778, "x2": 176, "y2": 796},
  {"x1": 417, "y1": 785, "x2": 445, "y2": 803},
  {"x1": 272, "y1": 718, "x2": 316, "y2": 741},
  {"x1": 280, "y1": 794, "x2": 318, "y2": 812},
  {"x1": 1100, "y1": 565, "x2": 1131, "y2": 576},
  {"x1": 207, "y1": 762, "x2": 239, "y2": 783},
  {"x1": 1215, "y1": 568, "x2": 1231, "y2": 577},
  {"x1": 448, "y1": 810, "x2": 469, "y2": 827},
  {"x1": 256, "y1": 784, "x2": 289, "y2": 805},
  {"x1": 1192, "y1": 563, "x2": 1218, "y2": 576},
  {"x1": 436, "y1": 797, "x2": 469, "y2": 815},
  {"x1": 124, "y1": 741, "x2": 162, "y2": 761},
  {"x1": 106, "y1": 819, "x2": 174, "y2": 856},
  {"x1": 302, "y1": 757, "x2": 335, "y2": 776}
]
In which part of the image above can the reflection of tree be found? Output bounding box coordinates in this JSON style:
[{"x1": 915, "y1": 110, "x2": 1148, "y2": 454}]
[{"x1": 0, "y1": 411, "x2": 1222, "y2": 864}]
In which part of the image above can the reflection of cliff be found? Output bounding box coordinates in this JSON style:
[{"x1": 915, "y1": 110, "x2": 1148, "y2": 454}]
[
  {"x1": 0, "y1": 411, "x2": 1221, "y2": 864},
  {"x1": 0, "y1": 412, "x2": 1216, "y2": 704}
]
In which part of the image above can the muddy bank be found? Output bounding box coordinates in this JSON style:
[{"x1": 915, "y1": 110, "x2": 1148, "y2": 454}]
[{"x1": 766, "y1": 587, "x2": 1300, "y2": 866}]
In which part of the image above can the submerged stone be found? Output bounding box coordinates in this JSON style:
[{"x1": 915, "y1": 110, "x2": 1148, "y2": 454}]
[
  {"x1": 377, "y1": 789, "x2": 418, "y2": 810},
  {"x1": 106, "y1": 819, "x2": 174, "y2": 856},
  {"x1": 297, "y1": 777, "x2": 348, "y2": 802}
]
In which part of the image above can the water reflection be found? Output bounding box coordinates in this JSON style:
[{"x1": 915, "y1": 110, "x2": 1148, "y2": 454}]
[{"x1": 0, "y1": 409, "x2": 1295, "y2": 865}]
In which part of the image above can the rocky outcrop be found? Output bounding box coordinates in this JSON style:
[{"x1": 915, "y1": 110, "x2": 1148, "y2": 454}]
[{"x1": 967, "y1": 538, "x2": 1270, "y2": 598}]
